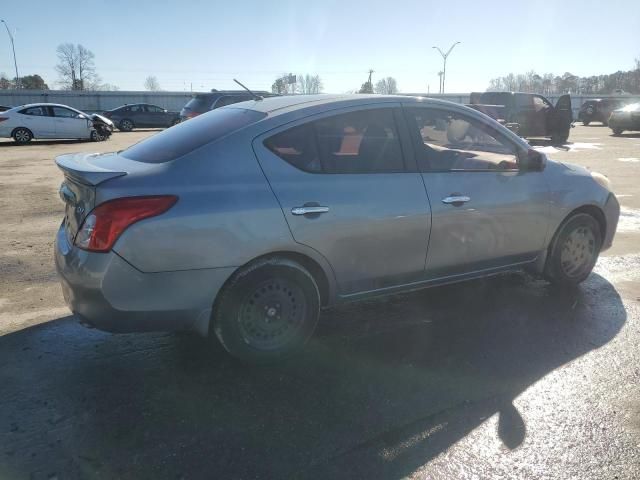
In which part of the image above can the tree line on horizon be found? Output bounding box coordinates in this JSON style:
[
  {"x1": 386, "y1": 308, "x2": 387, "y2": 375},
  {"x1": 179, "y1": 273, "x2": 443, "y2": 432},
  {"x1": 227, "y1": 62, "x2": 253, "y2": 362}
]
[{"x1": 488, "y1": 59, "x2": 640, "y2": 95}]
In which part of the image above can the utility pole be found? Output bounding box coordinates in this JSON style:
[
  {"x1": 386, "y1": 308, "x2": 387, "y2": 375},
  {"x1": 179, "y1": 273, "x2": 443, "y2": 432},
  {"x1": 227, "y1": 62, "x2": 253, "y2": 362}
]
[
  {"x1": 432, "y1": 41, "x2": 460, "y2": 94},
  {"x1": 367, "y1": 69, "x2": 374, "y2": 86},
  {"x1": 1, "y1": 19, "x2": 20, "y2": 89},
  {"x1": 437, "y1": 71, "x2": 444, "y2": 94}
]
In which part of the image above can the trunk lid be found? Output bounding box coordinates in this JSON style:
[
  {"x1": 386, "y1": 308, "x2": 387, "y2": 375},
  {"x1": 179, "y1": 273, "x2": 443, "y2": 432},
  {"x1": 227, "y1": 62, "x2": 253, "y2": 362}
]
[{"x1": 55, "y1": 152, "x2": 129, "y2": 241}]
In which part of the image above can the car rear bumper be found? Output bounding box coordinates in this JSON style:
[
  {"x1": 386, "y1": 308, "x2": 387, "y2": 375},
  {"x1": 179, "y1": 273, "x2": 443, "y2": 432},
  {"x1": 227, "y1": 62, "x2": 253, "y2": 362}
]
[
  {"x1": 602, "y1": 193, "x2": 620, "y2": 251},
  {"x1": 54, "y1": 222, "x2": 235, "y2": 336}
]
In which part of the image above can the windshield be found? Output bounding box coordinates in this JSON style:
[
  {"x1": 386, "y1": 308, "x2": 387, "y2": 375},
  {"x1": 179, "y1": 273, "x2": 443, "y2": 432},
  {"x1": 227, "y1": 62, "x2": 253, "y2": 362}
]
[{"x1": 122, "y1": 108, "x2": 265, "y2": 163}]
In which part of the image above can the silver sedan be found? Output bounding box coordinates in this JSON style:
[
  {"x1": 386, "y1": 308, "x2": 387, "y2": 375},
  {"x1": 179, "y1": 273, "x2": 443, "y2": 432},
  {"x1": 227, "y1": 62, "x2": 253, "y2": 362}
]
[{"x1": 54, "y1": 95, "x2": 620, "y2": 363}]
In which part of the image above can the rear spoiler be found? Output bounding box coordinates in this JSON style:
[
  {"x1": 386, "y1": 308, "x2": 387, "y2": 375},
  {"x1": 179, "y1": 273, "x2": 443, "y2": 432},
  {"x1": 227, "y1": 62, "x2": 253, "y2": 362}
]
[{"x1": 55, "y1": 153, "x2": 127, "y2": 187}]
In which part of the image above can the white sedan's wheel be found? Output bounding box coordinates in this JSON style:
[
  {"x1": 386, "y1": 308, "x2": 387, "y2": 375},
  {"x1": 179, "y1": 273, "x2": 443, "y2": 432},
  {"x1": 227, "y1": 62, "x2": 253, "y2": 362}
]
[{"x1": 13, "y1": 128, "x2": 33, "y2": 144}]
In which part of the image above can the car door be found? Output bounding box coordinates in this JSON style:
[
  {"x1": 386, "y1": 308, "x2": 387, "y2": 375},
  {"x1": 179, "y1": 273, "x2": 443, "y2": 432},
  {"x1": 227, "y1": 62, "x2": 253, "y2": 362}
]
[
  {"x1": 18, "y1": 106, "x2": 55, "y2": 138},
  {"x1": 532, "y1": 95, "x2": 553, "y2": 136},
  {"x1": 129, "y1": 104, "x2": 148, "y2": 127},
  {"x1": 403, "y1": 104, "x2": 550, "y2": 278},
  {"x1": 253, "y1": 105, "x2": 432, "y2": 295},
  {"x1": 512, "y1": 94, "x2": 540, "y2": 136},
  {"x1": 145, "y1": 104, "x2": 168, "y2": 127},
  {"x1": 551, "y1": 95, "x2": 573, "y2": 134},
  {"x1": 50, "y1": 106, "x2": 90, "y2": 139}
]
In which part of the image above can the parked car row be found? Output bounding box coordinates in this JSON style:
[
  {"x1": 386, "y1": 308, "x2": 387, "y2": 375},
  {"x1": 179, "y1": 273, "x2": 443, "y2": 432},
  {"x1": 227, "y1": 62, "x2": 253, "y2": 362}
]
[
  {"x1": 54, "y1": 94, "x2": 620, "y2": 363},
  {"x1": 0, "y1": 103, "x2": 114, "y2": 143}
]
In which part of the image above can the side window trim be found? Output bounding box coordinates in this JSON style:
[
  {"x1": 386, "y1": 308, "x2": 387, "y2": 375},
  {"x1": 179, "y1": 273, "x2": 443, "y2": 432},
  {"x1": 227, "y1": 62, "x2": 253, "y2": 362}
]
[
  {"x1": 260, "y1": 104, "x2": 410, "y2": 175},
  {"x1": 402, "y1": 104, "x2": 522, "y2": 173}
]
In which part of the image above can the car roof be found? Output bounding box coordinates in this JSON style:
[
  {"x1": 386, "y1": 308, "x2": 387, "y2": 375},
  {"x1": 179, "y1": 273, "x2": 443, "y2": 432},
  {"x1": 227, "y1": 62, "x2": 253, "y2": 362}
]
[
  {"x1": 14, "y1": 103, "x2": 83, "y2": 110},
  {"x1": 231, "y1": 94, "x2": 466, "y2": 116}
]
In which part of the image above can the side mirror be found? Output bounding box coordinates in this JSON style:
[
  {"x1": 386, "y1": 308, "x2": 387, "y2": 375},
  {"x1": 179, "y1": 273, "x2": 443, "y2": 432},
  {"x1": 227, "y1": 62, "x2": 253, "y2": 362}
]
[{"x1": 518, "y1": 148, "x2": 546, "y2": 172}]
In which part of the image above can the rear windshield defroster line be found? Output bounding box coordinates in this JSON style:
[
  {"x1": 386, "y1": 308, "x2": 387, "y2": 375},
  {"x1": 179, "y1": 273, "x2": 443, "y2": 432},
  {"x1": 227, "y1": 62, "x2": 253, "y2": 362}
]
[{"x1": 121, "y1": 108, "x2": 266, "y2": 164}]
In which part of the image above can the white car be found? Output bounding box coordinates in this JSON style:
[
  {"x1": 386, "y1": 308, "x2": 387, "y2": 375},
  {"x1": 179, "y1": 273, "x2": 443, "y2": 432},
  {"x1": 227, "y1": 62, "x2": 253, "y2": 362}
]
[{"x1": 0, "y1": 103, "x2": 113, "y2": 144}]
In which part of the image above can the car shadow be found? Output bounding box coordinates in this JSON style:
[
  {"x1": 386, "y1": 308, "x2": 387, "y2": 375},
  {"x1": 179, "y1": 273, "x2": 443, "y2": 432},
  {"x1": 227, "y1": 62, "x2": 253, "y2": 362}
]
[
  {"x1": 611, "y1": 132, "x2": 640, "y2": 138},
  {"x1": 0, "y1": 139, "x2": 89, "y2": 147},
  {"x1": 0, "y1": 272, "x2": 626, "y2": 479}
]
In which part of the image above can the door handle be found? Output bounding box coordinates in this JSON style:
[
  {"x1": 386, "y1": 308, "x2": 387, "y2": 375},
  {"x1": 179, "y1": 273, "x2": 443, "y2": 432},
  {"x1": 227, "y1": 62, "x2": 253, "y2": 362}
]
[
  {"x1": 291, "y1": 206, "x2": 329, "y2": 216},
  {"x1": 442, "y1": 195, "x2": 471, "y2": 205}
]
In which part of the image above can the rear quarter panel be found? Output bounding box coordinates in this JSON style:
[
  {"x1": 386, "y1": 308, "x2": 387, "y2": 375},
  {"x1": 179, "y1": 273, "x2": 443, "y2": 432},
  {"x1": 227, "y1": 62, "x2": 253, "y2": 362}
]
[{"x1": 108, "y1": 128, "x2": 333, "y2": 280}]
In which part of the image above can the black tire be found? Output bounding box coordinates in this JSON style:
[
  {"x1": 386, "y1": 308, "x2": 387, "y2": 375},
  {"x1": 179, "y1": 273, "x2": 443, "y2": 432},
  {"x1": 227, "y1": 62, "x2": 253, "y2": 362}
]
[
  {"x1": 12, "y1": 127, "x2": 33, "y2": 144},
  {"x1": 118, "y1": 119, "x2": 134, "y2": 132},
  {"x1": 170, "y1": 118, "x2": 180, "y2": 127},
  {"x1": 544, "y1": 213, "x2": 602, "y2": 287},
  {"x1": 582, "y1": 120, "x2": 590, "y2": 126},
  {"x1": 612, "y1": 128, "x2": 623, "y2": 136},
  {"x1": 551, "y1": 133, "x2": 569, "y2": 145},
  {"x1": 213, "y1": 258, "x2": 320, "y2": 363},
  {"x1": 90, "y1": 130, "x2": 106, "y2": 142}
]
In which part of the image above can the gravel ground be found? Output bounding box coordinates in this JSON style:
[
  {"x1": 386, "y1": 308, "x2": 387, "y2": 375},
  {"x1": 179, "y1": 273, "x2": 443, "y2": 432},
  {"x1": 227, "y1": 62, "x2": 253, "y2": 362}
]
[{"x1": 0, "y1": 125, "x2": 639, "y2": 479}]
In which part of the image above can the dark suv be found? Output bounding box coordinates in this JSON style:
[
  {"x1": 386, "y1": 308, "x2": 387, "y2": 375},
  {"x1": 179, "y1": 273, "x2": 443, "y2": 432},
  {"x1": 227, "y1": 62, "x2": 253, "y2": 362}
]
[
  {"x1": 577, "y1": 99, "x2": 626, "y2": 126},
  {"x1": 179, "y1": 90, "x2": 273, "y2": 121}
]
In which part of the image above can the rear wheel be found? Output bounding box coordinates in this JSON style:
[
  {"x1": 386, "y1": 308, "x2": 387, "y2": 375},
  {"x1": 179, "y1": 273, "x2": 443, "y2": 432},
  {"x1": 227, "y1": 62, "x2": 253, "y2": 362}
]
[
  {"x1": 612, "y1": 128, "x2": 623, "y2": 136},
  {"x1": 119, "y1": 119, "x2": 134, "y2": 132},
  {"x1": 12, "y1": 127, "x2": 33, "y2": 144},
  {"x1": 544, "y1": 213, "x2": 602, "y2": 287},
  {"x1": 213, "y1": 258, "x2": 320, "y2": 363}
]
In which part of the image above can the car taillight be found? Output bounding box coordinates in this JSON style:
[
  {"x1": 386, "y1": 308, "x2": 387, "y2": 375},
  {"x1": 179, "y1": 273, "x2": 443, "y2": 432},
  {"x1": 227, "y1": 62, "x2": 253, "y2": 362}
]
[{"x1": 75, "y1": 196, "x2": 178, "y2": 252}]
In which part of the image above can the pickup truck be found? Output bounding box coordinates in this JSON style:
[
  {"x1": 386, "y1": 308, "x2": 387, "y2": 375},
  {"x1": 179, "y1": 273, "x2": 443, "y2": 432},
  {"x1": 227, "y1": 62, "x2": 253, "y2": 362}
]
[{"x1": 469, "y1": 92, "x2": 573, "y2": 144}]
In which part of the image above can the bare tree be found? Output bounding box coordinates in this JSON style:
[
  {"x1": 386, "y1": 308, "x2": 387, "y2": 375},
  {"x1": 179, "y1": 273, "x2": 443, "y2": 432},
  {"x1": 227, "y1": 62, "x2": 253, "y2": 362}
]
[
  {"x1": 144, "y1": 75, "x2": 161, "y2": 91},
  {"x1": 374, "y1": 77, "x2": 398, "y2": 94},
  {"x1": 55, "y1": 43, "x2": 98, "y2": 90},
  {"x1": 271, "y1": 74, "x2": 297, "y2": 94},
  {"x1": 297, "y1": 74, "x2": 323, "y2": 94}
]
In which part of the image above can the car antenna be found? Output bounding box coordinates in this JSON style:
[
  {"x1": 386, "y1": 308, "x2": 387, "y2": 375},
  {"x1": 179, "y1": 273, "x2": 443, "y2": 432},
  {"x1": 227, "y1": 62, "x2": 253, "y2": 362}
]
[{"x1": 233, "y1": 79, "x2": 263, "y2": 101}]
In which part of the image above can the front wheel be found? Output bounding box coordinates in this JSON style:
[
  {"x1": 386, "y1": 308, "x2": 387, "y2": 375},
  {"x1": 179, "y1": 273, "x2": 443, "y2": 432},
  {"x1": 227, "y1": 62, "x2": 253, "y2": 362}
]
[
  {"x1": 544, "y1": 213, "x2": 602, "y2": 287},
  {"x1": 213, "y1": 258, "x2": 320, "y2": 363}
]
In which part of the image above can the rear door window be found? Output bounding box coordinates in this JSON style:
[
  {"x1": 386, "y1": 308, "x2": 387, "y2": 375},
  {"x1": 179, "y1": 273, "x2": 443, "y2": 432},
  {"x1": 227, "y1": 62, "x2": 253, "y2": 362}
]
[
  {"x1": 122, "y1": 108, "x2": 266, "y2": 163},
  {"x1": 20, "y1": 106, "x2": 48, "y2": 116},
  {"x1": 264, "y1": 108, "x2": 405, "y2": 174}
]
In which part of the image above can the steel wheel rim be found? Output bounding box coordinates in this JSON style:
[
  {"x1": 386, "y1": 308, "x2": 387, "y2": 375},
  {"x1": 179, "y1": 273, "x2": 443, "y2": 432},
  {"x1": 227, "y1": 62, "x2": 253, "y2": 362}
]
[
  {"x1": 237, "y1": 278, "x2": 308, "y2": 351},
  {"x1": 560, "y1": 225, "x2": 596, "y2": 278}
]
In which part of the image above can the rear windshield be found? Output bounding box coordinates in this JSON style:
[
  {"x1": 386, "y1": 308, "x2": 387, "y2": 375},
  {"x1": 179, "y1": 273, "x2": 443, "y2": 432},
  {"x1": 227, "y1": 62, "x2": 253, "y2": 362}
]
[
  {"x1": 121, "y1": 108, "x2": 266, "y2": 163},
  {"x1": 183, "y1": 95, "x2": 214, "y2": 113}
]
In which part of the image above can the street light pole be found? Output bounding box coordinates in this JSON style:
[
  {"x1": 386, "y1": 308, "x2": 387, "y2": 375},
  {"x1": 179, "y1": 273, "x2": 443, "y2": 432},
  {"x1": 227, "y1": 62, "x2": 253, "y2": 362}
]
[
  {"x1": 1, "y1": 20, "x2": 20, "y2": 89},
  {"x1": 432, "y1": 41, "x2": 460, "y2": 94}
]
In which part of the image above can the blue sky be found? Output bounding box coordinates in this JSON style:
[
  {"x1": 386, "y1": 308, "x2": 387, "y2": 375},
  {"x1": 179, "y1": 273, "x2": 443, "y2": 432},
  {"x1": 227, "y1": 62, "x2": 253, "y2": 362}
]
[{"x1": 1, "y1": 0, "x2": 639, "y2": 93}]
